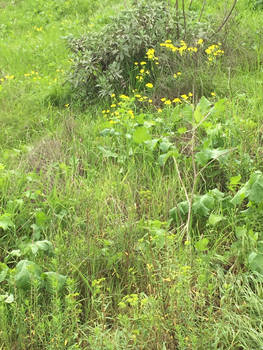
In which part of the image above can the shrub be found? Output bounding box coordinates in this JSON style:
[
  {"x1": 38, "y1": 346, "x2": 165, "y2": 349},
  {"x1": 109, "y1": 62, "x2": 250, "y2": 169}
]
[{"x1": 67, "y1": 0, "x2": 213, "y2": 103}]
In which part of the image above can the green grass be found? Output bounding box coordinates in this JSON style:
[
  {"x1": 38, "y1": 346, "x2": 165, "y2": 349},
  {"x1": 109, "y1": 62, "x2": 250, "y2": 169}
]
[{"x1": 1, "y1": 0, "x2": 263, "y2": 349}]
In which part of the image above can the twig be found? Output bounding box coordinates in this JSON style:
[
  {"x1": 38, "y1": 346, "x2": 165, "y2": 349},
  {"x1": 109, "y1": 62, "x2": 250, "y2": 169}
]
[
  {"x1": 209, "y1": 0, "x2": 238, "y2": 39},
  {"x1": 175, "y1": 0, "x2": 180, "y2": 39},
  {"x1": 199, "y1": 0, "x2": 207, "y2": 22}
]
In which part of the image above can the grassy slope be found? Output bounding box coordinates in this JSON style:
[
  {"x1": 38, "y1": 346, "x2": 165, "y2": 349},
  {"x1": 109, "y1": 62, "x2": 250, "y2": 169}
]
[{"x1": 1, "y1": 0, "x2": 263, "y2": 349}]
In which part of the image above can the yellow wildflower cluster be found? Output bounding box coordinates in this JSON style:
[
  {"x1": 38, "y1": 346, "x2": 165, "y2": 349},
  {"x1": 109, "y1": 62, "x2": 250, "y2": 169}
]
[
  {"x1": 205, "y1": 44, "x2": 224, "y2": 62},
  {"x1": 160, "y1": 39, "x2": 196, "y2": 56},
  {"x1": 24, "y1": 71, "x2": 42, "y2": 81},
  {"x1": 146, "y1": 48, "x2": 159, "y2": 64},
  {"x1": 160, "y1": 92, "x2": 193, "y2": 106},
  {"x1": 34, "y1": 26, "x2": 43, "y2": 32},
  {"x1": 0, "y1": 75, "x2": 15, "y2": 82},
  {"x1": 173, "y1": 72, "x2": 182, "y2": 79}
]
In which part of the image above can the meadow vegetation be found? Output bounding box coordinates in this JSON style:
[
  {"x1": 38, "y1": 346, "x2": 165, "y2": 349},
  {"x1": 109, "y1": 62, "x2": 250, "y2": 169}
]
[{"x1": 1, "y1": 0, "x2": 263, "y2": 349}]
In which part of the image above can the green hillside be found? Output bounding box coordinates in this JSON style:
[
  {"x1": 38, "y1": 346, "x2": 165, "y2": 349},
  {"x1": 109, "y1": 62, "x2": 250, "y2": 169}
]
[{"x1": 1, "y1": 0, "x2": 263, "y2": 348}]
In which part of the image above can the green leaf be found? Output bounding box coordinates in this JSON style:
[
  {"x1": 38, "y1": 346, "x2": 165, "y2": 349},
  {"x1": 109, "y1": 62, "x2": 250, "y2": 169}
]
[
  {"x1": 208, "y1": 213, "x2": 224, "y2": 226},
  {"x1": 159, "y1": 139, "x2": 172, "y2": 153},
  {"x1": 194, "y1": 96, "x2": 212, "y2": 123},
  {"x1": 0, "y1": 263, "x2": 9, "y2": 283},
  {"x1": 158, "y1": 149, "x2": 179, "y2": 166},
  {"x1": 133, "y1": 127, "x2": 151, "y2": 144},
  {"x1": 195, "y1": 238, "x2": 209, "y2": 251},
  {"x1": 248, "y1": 252, "x2": 263, "y2": 274},
  {"x1": 43, "y1": 272, "x2": 67, "y2": 293},
  {"x1": 35, "y1": 211, "x2": 48, "y2": 227},
  {"x1": 29, "y1": 240, "x2": 54, "y2": 256},
  {"x1": 193, "y1": 193, "x2": 215, "y2": 216},
  {"x1": 248, "y1": 171, "x2": 263, "y2": 203},
  {"x1": 14, "y1": 260, "x2": 42, "y2": 289},
  {"x1": 195, "y1": 148, "x2": 229, "y2": 166},
  {"x1": 145, "y1": 138, "x2": 160, "y2": 151},
  {"x1": 0, "y1": 214, "x2": 14, "y2": 231}
]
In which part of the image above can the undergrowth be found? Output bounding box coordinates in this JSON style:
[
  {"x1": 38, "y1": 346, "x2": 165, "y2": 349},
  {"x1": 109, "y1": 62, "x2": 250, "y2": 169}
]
[{"x1": 1, "y1": 0, "x2": 263, "y2": 349}]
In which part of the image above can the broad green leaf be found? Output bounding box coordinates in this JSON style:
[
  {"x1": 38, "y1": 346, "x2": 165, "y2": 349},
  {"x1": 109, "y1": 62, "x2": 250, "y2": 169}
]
[
  {"x1": 193, "y1": 193, "x2": 215, "y2": 216},
  {"x1": 144, "y1": 138, "x2": 160, "y2": 151},
  {"x1": 195, "y1": 238, "x2": 209, "y2": 251},
  {"x1": 0, "y1": 263, "x2": 9, "y2": 283},
  {"x1": 14, "y1": 260, "x2": 42, "y2": 289},
  {"x1": 208, "y1": 213, "x2": 224, "y2": 226},
  {"x1": 159, "y1": 139, "x2": 172, "y2": 153},
  {"x1": 29, "y1": 240, "x2": 53, "y2": 256},
  {"x1": 248, "y1": 171, "x2": 263, "y2": 203},
  {"x1": 195, "y1": 148, "x2": 229, "y2": 166},
  {"x1": 43, "y1": 272, "x2": 67, "y2": 293},
  {"x1": 231, "y1": 180, "x2": 250, "y2": 205},
  {"x1": 194, "y1": 96, "x2": 212, "y2": 123},
  {"x1": 248, "y1": 252, "x2": 263, "y2": 275},
  {"x1": 158, "y1": 149, "x2": 178, "y2": 166},
  {"x1": 133, "y1": 127, "x2": 151, "y2": 144},
  {"x1": 0, "y1": 214, "x2": 13, "y2": 231},
  {"x1": 35, "y1": 211, "x2": 48, "y2": 227}
]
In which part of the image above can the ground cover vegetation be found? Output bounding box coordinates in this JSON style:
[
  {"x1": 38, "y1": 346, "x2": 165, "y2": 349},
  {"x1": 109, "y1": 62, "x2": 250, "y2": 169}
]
[{"x1": 1, "y1": 0, "x2": 263, "y2": 348}]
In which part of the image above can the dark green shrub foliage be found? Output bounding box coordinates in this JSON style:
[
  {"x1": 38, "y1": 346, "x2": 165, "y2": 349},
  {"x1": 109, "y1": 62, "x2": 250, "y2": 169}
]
[{"x1": 67, "y1": 1, "x2": 211, "y2": 102}]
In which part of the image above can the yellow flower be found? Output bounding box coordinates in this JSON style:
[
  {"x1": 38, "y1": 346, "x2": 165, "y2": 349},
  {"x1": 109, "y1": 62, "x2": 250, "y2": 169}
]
[
  {"x1": 164, "y1": 99, "x2": 171, "y2": 105},
  {"x1": 119, "y1": 94, "x2": 129, "y2": 100},
  {"x1": 181, "y1": 94, "x2": 188, "y2": 100},
  {"x1": 188, "y1": 92, "x2": 193, "y2": 97},
  {"x1": 172, "y1": 98, "x2": 181, "y2": 103},
  {"x1": 211, "y1": 92, "x2": 216, "y2": 96},
  {"x1": 111, "y1": 93, "x2": 115, "y2": 98},
  {"x1": 111, "y1": 104, "x2": 116, "y2": 108},
  {"x1": 161, "y1": 98, "x2": 166, "y2": 102},
  {"x1": 140, "y1": 69, "x2": 145, "y2": 74},
  {"x1": 157, "y1": 108, "x2": 162, "y2": 113},
  {"x1": 64, "y1": 104, "x2": 69, "y2": 108},
  {"x1": 134, "y1": 62, "x2": 138, "y2": 65},
  {"x1": 148, "y1": 99, "x2": 152, "y2": 103},
  {"x1": 135, "y1": 94, "x2": 141, "y2": 98},
  {"x1": 145, "y1": 83, "x2": 153, "y2": 88},
  {"x1": 140, "y1": 61, "x2": 147, "y2": 65},
  {"x1": 197, "y1": 39, "x2": 203, "y2": 45}
]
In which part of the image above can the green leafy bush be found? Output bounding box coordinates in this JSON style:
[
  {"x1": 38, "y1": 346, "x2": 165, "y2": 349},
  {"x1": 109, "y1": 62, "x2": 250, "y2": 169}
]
[{"x1": 67, "y1": 0, "x2": 212, "y2": 102}]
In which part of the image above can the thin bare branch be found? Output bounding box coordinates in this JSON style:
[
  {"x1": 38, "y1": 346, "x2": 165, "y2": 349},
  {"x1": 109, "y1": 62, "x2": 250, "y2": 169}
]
[
  {"x1": 199, "y1": 0, "x2": 207, "y2": 22},
  {"x1": 209, "y1": 0, "x2": 238, "y2": 38}
]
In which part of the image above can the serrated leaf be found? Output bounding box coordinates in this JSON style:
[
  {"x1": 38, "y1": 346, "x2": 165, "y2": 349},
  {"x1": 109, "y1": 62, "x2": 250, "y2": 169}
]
[{"x1": 133, "y1": 127, "x2": 151, "y2": 144}]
